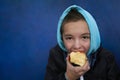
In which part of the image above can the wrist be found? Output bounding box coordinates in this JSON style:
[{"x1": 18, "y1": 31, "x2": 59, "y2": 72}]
[
  {"x1": 65, "y1": 72, "x2": 76, "y2": 80},
  {"x1": 65, "y1": 72, "x2": 69, "y2": 80}
]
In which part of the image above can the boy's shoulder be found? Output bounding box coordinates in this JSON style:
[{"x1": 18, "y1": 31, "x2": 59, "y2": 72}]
[
  {"x1": 97, "y1": 47, "x2": 116, "y2": 62},
  {"x1": 97, "y1": 47, "x2": 113, "y2": 56},
  {"x1": 50, "y1": 44, "x2": 64, "y2": 53},
  {"x1": 49, "y1": 44, "x2": 65, "y2": 59}
]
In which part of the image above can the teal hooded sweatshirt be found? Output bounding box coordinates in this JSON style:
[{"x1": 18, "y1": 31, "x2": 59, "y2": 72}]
[{"x1": 57, "y1": 5, "x2": 101, "y2": 57}]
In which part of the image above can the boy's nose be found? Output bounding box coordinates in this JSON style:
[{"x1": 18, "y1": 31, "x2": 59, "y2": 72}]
[{"x1": 73, "y1": 40, "x2": 81, "y2": 50}]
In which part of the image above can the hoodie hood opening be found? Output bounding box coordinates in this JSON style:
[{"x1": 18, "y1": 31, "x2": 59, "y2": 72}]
[{"x1": 57, "y1": 5, "x2": 101, "y2": 56}]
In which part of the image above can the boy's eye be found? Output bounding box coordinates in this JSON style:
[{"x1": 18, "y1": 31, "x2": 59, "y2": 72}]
[
  {"x1": 82, "y1": 36, "x2": 90, "y2": 39},
  {"x1": 65, "y1": 37, "x2": 72, "y2": 40}
]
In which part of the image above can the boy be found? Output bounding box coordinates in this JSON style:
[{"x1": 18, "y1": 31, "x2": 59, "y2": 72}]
[{"x1": 45, "y1": 5, "x2": 120, "y2": 80}]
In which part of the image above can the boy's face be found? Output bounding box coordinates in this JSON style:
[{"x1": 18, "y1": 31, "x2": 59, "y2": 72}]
[{"x1": 62, "y1": 20, "x2": 90, "y2": 54}]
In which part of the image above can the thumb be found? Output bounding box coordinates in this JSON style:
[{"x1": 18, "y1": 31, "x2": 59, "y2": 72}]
[{"x1": 66, "y1": 54, "x2": 72, "y2": 66}]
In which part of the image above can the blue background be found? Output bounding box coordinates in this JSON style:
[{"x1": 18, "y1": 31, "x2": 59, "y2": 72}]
[{"x1": 0, "y1": 0, "x2": 120, "y2": 80}]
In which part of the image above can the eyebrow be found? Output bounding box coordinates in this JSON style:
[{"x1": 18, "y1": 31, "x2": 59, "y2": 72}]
[
  {"x1": 64, "y1": 33, "x2": 90, "y2": 36},
  {"x1": 63, "y1": 35, "x2": 72, "y2": 38},
  {"x1": 81, "y1": 33, "x2": 90, "y2": 35}
]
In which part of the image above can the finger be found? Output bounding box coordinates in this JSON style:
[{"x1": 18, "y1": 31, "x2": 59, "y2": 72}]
[
  {"x1": 82, "y1": 61, "x2": 90, "y2": 71},
  {"x1": 84, "y1": 60, "x2": 89, "y2": 67},
  {"x1": 78, "y1": 71, "x2": 84, "y2": 76},
  {"x1": 74, "y1": 67, "x2": 85, "y2": 76},
  {"x1": 66, "y1": 55, "x2": 73, "y2": 67}
]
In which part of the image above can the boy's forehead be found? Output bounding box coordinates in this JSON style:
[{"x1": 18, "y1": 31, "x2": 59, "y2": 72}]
[{"x1": 63, "y1": 20, "x2": 89, "y2": 31}]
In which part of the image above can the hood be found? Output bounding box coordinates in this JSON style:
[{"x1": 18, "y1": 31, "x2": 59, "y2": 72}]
[{"x1": 57, "y1": 5, "x2": 101, "y2": 56}]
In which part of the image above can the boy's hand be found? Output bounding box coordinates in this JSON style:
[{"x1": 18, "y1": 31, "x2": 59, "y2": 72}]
[{"x1": 66, "y1": 55, "x2": 90, "y2": 80}]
